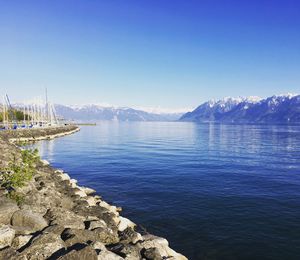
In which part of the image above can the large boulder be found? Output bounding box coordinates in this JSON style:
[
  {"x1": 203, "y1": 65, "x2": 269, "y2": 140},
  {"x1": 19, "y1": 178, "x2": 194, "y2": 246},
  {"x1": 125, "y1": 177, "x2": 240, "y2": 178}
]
[
  {"x1": 140, "y1": 235, "x2": 188, "y2": 260},
  {"x1": 20, "y1": 203, "x2": 48, "y2": 217},
  {"x1": 119, "y1": 227, "x2": 143, "y2": 244},
  {"x1": 18, "y1": 231, "x2": 65, "y2": 259},
  {"x1": 22, "y1": 186, "x2": 65, "y2": 213},
  {"x1": 0, "y1": 246, "x2": 19, "y2": 259},
  {"x1": 99, "y1": 201, "x2": 119, "y2": 215},
  {"x1": 118, "y1": 216, "x2": 135, "y2": 232},
  {"x1": 45, "y1": 208, "x2": 86, "y2": 230},
  {"x1": 141, "y1": 247, "x2": 162, "y2": 260},
  {"x1": 115, "y1": 243, "x2": 142, "y2": 259},
  {"x1": 61, "y1": 227, "x2": 119, "y2": 246},
  {"x1": 69, "y1": 180, "x2": 77, "y2": 189},
  {"x1": 41, "y1": 159, "x2": 50, "y2": 166},
  {"x1": 93, "y1": 226, "x2": 119, "y2": 244},
  {"x1": 11, "y1": 209, "x2": 48, "y2": 233},
  {"x1": 61, "y1": 228, "x2": 98, "y2": 247},
  {"x1": 81, "y1": 187, "x2": 96, "y2": 195},
  {"x1": 92, "y1": 242, "x2": 124, "y2": 260},
  {"x1": 72, "y1": 205, "x2": 118, "y2": 228},
  {"x1": 85, "y1": 196, "x2": 98, "y2": 206},
  {"x1": 97, "y1": 249, "x2": 125, "y2": 260},
  {"x1": 11, "y1": 234, "x2": 32, "y2": 249},
  {"x1": 60, "y1": 196, "x2": 75, "y2": 210},
  {"x1": 11, "y1": 226, "x2": 35, "y2": 236},
  {"x1": 0, "y1": 225, "x2": 15, "y2": 249},
  {"x1": 73, "y1": 187, "x2": 87, "y2": 198},
  {"x1": 60, "y1": 173, "x2": 71, "y2": 181},
  {"x1": 58, "y1": 245, "x2": 98, "y2": 260},
  {"x1": 0, "y1": 197, "x2": 19, "y2": 225},
  {"x1": 87, "y1": 219, "x2": 107, "y2": 230}
]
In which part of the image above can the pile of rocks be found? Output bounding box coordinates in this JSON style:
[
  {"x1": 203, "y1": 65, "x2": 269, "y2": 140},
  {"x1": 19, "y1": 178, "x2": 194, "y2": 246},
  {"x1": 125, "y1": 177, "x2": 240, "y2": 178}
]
[{"x1": 0, "y1": 137, "x2": 187, "y2": 259}]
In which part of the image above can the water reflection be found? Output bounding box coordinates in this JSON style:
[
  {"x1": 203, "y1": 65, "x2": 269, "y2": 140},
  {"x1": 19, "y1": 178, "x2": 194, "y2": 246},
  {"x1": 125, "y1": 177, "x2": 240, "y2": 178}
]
[{"x1": 35, "y1": 139, "x2": 55, "y2": 162}]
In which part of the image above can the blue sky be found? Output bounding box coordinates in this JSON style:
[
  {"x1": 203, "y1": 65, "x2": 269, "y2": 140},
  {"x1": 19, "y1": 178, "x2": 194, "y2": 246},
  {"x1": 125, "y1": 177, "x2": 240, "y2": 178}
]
[{"x1": 0, "y1": 0, "x2": 299, "y2": 110}]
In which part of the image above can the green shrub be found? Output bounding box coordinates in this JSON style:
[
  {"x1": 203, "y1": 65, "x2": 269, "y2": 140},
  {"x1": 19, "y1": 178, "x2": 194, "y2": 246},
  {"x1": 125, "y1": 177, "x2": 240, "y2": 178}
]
[
  {"x1": 21, "y1": 148, "x2": 40, "y2": 166},
  {"x1": 0, "y1": 148, "x2": 39, "y2": 190},
  {"x1": 15, "y1": 140, "x2": 29, "y2": 147},
  {"x1": 0, "y1": 109, "x2": 31, "y2": 122}
]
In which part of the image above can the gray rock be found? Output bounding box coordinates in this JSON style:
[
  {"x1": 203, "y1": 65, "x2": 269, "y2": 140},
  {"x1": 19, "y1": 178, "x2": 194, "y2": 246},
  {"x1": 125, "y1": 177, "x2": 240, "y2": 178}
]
[
  {"x1": 74, "y1": 188, "x2": 87, "y2": 198},
  {"x1": 59, "y1": 173, "x2": 71, "y2": 181},
  {"x1": 69, "y1": 179, "x2": 78, "y2": 188},
  {"x1": 0, "y1": 246, "x2": 19, "y2": 259},
  {"x1": 11, "y1": 234, "x2": 32, "y2": 249},
  {"x1": 43, "y1": 224, "x2": 66, "y2": 235},
  {"x1": 60, "y1": 196, "x2": 75, "y2": 209},
  {"x1": 97, "y1": 249, "x2": 124, "y2": 260},
  {"x1": 61, "y1": 228, "x2": 98, "y2": 247},
  {"x1": 85, "y1": 196, "x2": 98, "y2": 206},
  {"x1": 118, "y1": 216, "x2": 135, "y2": 232},
  {"x1": 93, "y1": 241, "x2": 125, "y2": 259},
  {"x1": 18, "y1": 230, "x2": 65, "y2": 259},
  {"x1": 0, "y1": 225, "x2": 15, "y2": 249},
  {"x1": 118, "y1": 244, "x2": 141, "y2": 259},
  {"x1": 142, "y1": 247, "x2": 162, "y2": 260},
  {"x1": 20, "y1": 203, "x2": 48, "y2": 216},
  {"x1": 81, "y1": 187, "x2": 96, "y2": 195},
  {"x1": 11, "y1": 209, "x2": 48, "y2": 233},
  {"x1": 119, "y1": 227, "x2": 143, "y2": 245},
  {"x1": 0, "y1": 197, "x2": 19, "y2": 225},
  {"x1": 22, "y1": 187, "x2": 64, "y2": 213},
  {"x1": 93, "y1": 226, "x2": 119, "y2": 244},
  {"x1": 61, "y1": 227, "x2": 119, "y2": 247},
  {"x1": 45, "y1": 207, "x2": 86, "y2": 230},
  {"x1": 140, "y1": 235, "x2": 188, "y2": 260},
  {"x1": 73, "y1": 205, "x2": 118, "y2": 228},
  {"x1": 11, "y1": 226, "x2": 35, "y2": 235},
  {"x1": 58, "y1": 245, "x2": 98, "y2": 260},
  {"x1": 88, "y1": 220, "x2": 107, "y2": 230},
  {"x1": 41, "y1": 159, "x2": 50, "y2": 166}
]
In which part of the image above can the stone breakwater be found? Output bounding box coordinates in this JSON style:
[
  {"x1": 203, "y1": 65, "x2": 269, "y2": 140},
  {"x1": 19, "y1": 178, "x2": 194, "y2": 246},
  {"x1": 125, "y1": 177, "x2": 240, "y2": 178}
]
[
  {"x1": 0, "y1": 125, "x2": 80, "y2": 143},
  {"x1": 0, "y1": 127, "x2": 187, "y2": 260}
]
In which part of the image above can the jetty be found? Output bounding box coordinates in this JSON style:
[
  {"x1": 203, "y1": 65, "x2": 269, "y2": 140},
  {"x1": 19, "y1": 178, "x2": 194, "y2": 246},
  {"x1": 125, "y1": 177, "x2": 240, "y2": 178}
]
[{"x1": 0, "y1": 125, "x2": 79, "y2": 143}]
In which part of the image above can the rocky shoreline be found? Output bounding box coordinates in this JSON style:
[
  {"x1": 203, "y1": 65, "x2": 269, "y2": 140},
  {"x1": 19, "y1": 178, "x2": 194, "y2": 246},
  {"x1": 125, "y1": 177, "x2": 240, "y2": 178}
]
[{"x1": 0, "y1": 126, "x2": 187, "y2": 259}]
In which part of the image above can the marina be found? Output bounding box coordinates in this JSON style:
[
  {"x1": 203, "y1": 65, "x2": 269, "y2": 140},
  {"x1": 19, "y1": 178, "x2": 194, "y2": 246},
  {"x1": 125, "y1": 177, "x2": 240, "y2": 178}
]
[{"x1": 1, "y1": 91, "x2": 59, "y2": 130}]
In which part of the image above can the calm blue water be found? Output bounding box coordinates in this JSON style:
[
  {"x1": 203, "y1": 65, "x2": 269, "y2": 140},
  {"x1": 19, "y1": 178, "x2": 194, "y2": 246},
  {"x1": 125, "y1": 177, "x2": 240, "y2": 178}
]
[{"x1": 34, "y1": 122, "x2": 300, "y2": 260}]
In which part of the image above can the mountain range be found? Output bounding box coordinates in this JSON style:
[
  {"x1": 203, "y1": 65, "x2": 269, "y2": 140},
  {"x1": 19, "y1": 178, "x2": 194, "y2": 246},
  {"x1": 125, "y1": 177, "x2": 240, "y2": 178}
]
[
  {"x1": 54, "y1": 104, "x2": 184, "y2": 122},
  {"x1": 180, "y1": 94, "x2": 300, "y2": 124},
  {"x1": 11, "y1": 93, "x2": 300, "y2": 123}
]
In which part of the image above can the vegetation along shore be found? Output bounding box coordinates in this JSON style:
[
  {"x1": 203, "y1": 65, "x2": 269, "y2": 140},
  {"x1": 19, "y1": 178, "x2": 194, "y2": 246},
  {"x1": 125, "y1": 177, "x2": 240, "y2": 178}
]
[{"x1": 0, "y1": 125, "x2": 187, "y2": 259}]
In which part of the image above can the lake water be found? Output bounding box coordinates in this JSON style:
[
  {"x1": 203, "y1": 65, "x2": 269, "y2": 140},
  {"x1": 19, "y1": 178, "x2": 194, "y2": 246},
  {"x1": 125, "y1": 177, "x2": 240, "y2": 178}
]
[{"x1": 34, "y1": 122, "x2": 300, "y2": 260}]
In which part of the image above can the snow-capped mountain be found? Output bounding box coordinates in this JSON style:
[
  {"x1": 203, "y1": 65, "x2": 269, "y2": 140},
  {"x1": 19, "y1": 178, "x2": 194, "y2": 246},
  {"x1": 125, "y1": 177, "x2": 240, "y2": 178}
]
[
  {"x1": 180, "y1": 94, "x2": 300, "y2": 123},
  {"x1": 54, "y1": 104, "x2": 184, "y2": 122}
]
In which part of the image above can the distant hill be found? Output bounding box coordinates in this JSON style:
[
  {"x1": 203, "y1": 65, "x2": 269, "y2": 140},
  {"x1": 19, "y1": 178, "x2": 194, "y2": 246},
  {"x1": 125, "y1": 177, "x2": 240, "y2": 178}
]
[
  {"x1": 180, "y1": 94, "x2": 300, "y2": 124},
  {"x1": 54, "y1": 104, "x2": 184, "y2": 122}
]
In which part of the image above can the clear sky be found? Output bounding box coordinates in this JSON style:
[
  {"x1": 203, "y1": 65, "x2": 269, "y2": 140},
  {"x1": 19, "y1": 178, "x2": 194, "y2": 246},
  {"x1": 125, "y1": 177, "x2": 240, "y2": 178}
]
[{"x1": 0, "y1": 0, "x2": 299, "y2": 111}]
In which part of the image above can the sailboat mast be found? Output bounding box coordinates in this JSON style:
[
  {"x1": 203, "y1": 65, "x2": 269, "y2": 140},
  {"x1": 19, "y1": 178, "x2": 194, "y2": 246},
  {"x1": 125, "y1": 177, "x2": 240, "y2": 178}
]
[
  {"x1": 23, "y1": 102, "x2": 26, "y2": 125},
  {"x1": 45, "y1": 88, "x2": 48, "y2": 124},
  {"x1": 2, "y1": 96, "x2": 5, "y2": 128}
]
